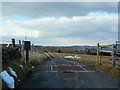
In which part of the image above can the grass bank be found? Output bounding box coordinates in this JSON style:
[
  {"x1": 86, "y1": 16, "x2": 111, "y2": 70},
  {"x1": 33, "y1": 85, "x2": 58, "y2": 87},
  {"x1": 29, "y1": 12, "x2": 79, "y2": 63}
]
[
  {"x1": 1, "y1": 52, "x2": 48, "y2": 89},
  {"x1": 2, "y1": 60, "x2": 33, "y2": 89}
]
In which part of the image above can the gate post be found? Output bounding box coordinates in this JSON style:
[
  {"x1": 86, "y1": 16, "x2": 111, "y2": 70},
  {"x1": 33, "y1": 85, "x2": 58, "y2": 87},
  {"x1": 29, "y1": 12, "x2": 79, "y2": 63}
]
[
  {"x1": 97, "y1": 43, "x2": 100, "y2": 64},
  {"x1": 112, "y1": 45, "x2": 116, "y2": 67},
  {"x1": 19, "y1": 40, "x2": 21, "y2": 52}
]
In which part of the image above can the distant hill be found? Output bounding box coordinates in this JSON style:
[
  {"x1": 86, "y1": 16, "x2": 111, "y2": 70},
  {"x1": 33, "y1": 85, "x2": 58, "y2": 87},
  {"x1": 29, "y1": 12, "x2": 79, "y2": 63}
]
[
  {"x1": 63, "y1": 44, "x2": 113, "y2": 50},
  {"x1": 69, "y1": 46, "x2": 96, "y2": 49},
  {"x1": 36, "y1": 44, "x2": 113, "y2": 50}
]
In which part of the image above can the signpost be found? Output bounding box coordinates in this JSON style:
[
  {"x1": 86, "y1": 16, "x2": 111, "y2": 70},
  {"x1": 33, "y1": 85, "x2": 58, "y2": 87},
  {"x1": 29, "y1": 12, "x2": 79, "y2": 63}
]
[{"x1": 24, "y1": 41, "x2": 31, "y2": 62}]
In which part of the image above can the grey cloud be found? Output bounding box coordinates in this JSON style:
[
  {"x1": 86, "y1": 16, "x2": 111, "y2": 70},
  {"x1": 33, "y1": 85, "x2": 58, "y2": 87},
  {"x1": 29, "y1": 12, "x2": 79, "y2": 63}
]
[
  {"x1": 1, "y1": 2, "x2": 118, "y2": 45},
  {"x1": 2, "y1": 2, "x2": 118, "y2": 18},
  {"x1": 3, "y1": 15, "x2": 117, "y2": 43}
]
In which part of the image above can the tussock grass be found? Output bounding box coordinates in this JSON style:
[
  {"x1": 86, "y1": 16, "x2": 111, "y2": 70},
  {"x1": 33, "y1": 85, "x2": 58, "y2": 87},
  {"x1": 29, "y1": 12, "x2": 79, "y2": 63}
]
[
  {"x1": 29, "y1": 52, "x2": 48, "y2": 66},
  {"x1": 53, "y1": 53, "x2": 120, "y2": 79}
]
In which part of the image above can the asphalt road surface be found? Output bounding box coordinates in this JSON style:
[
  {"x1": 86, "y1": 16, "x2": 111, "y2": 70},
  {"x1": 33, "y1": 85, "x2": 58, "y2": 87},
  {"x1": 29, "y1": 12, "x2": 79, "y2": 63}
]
[{"x1": 17, "y1": 55, "x2": 120, "y2": 88}]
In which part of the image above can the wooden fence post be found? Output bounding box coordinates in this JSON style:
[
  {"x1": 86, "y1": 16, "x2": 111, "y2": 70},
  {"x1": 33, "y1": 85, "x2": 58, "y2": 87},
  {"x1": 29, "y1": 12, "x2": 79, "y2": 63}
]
[
  {"x1": 12, "y1": 39, "x2": 15, "y2": 47},
  {"x1": 99, "y1": 49, "x2": 102, "y2": 64},
  {"x1": 97, "y1": 43, "x2": 100, "y2": 64},
  {"x1": 31, "y1": 44, "x2": 33, "y2": 53},
  {"x1": 21, "y1": 40, "x2": 25, "y2": 60},
  {"x1": 19, "y1": 40, "x2": 21, "y2": 52},
  {"x1": 112, "y1": 45, "x2": 116, "y2": 67}
]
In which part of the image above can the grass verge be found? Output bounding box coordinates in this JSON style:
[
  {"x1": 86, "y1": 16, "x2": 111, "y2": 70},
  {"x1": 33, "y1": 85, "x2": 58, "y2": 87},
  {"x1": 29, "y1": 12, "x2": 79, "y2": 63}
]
[
  {"x1": 2, "y1": 52, "x2": 48, "y2": 89},
  {"x1": 2, "y1": 60, "x2": 33, "y2": 89},
  {"x1": 29, "y1": 52, "x2": 48, "y2": 66}
]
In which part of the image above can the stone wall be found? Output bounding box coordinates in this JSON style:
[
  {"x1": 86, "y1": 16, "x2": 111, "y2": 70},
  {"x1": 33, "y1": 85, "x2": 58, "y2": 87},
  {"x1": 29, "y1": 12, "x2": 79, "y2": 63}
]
[{"x1": 2, "y1": 47, "x2": 21, "y2": 63}]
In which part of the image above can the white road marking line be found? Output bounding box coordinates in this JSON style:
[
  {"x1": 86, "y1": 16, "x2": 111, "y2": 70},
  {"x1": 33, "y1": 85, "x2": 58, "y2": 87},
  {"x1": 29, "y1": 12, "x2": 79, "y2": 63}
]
[
  {"x1": 78, "y1": 71, "x2": 95, "y2": 72},
  {"x1": 41, "y1": 71, "x2": 95, "y2": 72},
  {"x1": 44, "y1": 53, "x2": 51, "y2": 58},
  {"x1": 48, "y1": 52, "x2": 55, "y2": 57},
  {"x1": 43, "y1": 71, "x2": 58, "y2": 72},
  {"x1": 41, "y1": 65, "x2": 96, "y2": 72},
  {"x1": 79, "y1": 65, "x2": 87, "y2": 72},
  {"x1": 49, "y1": 65, "x2": 87, "y2": 67}
]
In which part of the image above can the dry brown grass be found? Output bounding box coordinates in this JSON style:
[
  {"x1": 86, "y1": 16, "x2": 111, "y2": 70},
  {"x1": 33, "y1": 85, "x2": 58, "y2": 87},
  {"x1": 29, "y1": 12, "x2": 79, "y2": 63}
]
[
  {"x1": 52, "y1": 53, "x2": 113, "y2": 65},
  {"x1": 29, "y1": 52, "x2": 48, "y2": 66}
]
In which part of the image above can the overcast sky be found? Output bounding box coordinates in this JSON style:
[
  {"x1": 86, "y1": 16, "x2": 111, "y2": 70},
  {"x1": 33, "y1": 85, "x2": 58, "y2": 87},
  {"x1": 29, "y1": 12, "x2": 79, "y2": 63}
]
[{"x1": 1, "y1": 2, "x2": 118, "y2": 46}]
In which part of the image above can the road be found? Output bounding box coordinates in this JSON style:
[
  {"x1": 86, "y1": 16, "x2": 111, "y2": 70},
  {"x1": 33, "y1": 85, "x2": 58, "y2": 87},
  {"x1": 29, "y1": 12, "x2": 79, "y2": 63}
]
[{"x1": 17, "y1": 55, "x2": 120, "y2": 88}]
